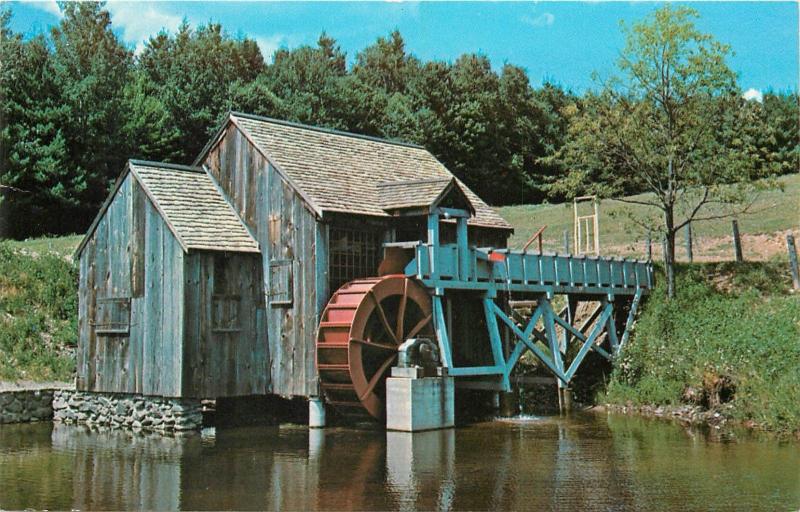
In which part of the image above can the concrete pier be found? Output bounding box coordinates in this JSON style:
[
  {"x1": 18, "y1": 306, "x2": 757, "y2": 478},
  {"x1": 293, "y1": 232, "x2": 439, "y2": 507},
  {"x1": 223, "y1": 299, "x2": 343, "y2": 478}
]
[
  {"x1": 386, "y1": 369, "x2": 454, "y2": 432},
  {"x1": 308, "y1": 397, "x2": 326, "y2": 428}
]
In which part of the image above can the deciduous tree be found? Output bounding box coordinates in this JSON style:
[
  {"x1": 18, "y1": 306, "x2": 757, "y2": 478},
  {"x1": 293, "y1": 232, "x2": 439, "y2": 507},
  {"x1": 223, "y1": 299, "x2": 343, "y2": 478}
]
[{"x1": 548, "y1": 6, "x2": 770, "y2": 298}]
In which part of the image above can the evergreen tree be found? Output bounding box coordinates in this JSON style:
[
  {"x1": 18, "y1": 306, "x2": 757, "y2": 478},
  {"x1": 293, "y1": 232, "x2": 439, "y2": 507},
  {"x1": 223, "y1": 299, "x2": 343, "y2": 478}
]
[
  {"x1": 262, "y1": 33, "x2": 354, "y2": 130},
  {"x1": 138, "y1": 21, "x2": 265, "y2": 161},
  {"x1": 48, "y1": 1, "x2": 133, "y2": 229},
  {"x1": 1, "y1": 9, "x2": 70, "y2": 237}
]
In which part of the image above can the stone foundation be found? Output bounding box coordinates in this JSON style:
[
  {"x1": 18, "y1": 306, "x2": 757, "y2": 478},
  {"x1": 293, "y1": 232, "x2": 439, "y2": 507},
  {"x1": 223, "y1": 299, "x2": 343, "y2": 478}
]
[
  {"x1": 53, "y1": 390, "x2": 203, "y2": 432},
  {"x1": 0, "y1": 389, "x2": 56, "y2": 424}
]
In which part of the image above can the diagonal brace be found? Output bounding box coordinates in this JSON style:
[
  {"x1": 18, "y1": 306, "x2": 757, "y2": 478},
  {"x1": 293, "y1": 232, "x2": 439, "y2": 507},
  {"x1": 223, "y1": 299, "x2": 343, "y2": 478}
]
[
  {"x1": 618, "y1": 289, "x2": 643, "y2": 353},
  {"x1": 564, "y1": 302, "x2": 613, "y2": 380},
  {"x1": 492, "y1": 301, "x2": 568, "y2": 384}
]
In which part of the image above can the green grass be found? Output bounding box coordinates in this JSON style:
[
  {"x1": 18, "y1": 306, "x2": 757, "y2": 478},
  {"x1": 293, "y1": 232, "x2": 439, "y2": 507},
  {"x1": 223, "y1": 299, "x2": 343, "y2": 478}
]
[
  {"x1": 499, "y1": 173, "x2": 800, "y2": 254},
  {"x1": 603, "y1": 261, "x2": 800, "y2": 434},
  {"x1": 0, "y1": 243, "x2": 77, "y2": 381},
  {"x1": 5, "y1": 234, "x2": 83, "y2": 259}
]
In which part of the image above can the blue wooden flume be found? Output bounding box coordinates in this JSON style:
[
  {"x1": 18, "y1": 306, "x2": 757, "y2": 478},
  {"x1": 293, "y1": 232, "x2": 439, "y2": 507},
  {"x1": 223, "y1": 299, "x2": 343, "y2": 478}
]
[{"x1": 397, "y1": 207, "x2": 654, "y2": 391}]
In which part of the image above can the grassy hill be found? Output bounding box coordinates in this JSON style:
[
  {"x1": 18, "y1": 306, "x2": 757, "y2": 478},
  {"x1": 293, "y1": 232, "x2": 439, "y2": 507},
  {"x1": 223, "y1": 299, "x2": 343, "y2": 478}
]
[
  {"x1": 0, "y1": 243, "x2": 77, "y2": 381},
  {"x1": 499, "y1": 173, "x2": 800, "y2": 261}
]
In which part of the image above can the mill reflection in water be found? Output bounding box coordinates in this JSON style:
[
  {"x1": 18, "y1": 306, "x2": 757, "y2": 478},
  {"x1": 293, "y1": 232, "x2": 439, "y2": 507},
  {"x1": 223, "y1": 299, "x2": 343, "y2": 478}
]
[{"x1": 1, "y1": 413, "x2": 798, "y2": 511}]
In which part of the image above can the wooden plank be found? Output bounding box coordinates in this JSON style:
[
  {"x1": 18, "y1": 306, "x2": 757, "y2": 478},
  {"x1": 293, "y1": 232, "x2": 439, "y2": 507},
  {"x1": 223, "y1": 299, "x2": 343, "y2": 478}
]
[
  {"x1": 267, "y1": 164, "x2": 283, "y2": 394},
  {"x1": 158, "y1": 226, "x2": 183, "y2": 396},
  {"x1": 182, "y1": 255, "x2": 200, "y2": 397},
  {"x1": 86, "y1": 237, "x2": 97, "y2": 390},
  {"x1": 289, "y1": 197, "x2": 301, "y2": 396},
  {"x1": 313, "y1": 223, "x2": 328, "y2": 397},
  {"x1": 131, "y1": 179, "x2": 146, "y2": 298},
  {"x1": 241, "y1": 254, "x2": 258, "y2": 395},
  {"x1": 107, "y1": 176, "x2": 128, "y2": 392},
  {"x1": 142, "y1": 197, "x2": 163, "y2": 395},
  {"x1": 77, "y1": 248, "x2": 89, "y2": 390},
  {"x1": 93, "y1": 207, "x2": 109, "y2": 390},
  {"x1": 200, "y1": 255, "x2": 213, "y2": 396},
  {"x1": 174, "y1": 231, "x2": 185, "y2": 396},
  {"x1": 245, "y1": 143, "x2": 257, "y2": 228}
]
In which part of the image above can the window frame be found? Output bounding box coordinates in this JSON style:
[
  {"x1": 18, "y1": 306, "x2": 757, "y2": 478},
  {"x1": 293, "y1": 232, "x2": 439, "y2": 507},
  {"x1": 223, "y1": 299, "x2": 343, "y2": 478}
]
[{"x1": 268, "y1": 258, "x2": 294, "y2": 307}]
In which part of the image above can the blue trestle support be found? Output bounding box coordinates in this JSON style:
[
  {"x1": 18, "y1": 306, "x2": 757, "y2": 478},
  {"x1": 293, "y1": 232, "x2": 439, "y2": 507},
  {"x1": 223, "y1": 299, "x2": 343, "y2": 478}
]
[{"x1": 396, "y1": 209, "x2": 654, "y2": 389}]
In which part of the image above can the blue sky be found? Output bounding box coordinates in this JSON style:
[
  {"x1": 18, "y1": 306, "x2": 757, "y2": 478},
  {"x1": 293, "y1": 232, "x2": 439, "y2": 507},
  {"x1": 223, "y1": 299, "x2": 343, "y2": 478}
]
[{"x1": 7, "y1": 1, "x2": 799, "y2": 95}]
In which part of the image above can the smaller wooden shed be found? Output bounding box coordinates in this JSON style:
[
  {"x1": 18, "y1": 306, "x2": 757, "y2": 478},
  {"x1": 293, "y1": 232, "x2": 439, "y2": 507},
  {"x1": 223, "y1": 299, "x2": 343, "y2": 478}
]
[{"x1": 75, "y1": 160, "x2": 266, "y2": 398}]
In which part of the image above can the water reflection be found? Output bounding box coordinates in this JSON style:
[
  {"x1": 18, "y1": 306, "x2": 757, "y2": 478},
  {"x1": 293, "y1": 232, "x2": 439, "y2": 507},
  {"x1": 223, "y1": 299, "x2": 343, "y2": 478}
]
[{"x1": 0, "y1": 414, "x2": 798, "y2": 511}]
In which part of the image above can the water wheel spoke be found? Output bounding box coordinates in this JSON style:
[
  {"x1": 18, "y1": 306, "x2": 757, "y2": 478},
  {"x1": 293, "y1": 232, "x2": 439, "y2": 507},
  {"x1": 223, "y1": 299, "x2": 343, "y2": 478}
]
[
  {"x1": 359, "y1": 353, "x2": 397, "y2": 401},
  {"x1": 405, "y1": 313, "x2": 433, "y2": 340},
  {"x1": 395, "y1": 279, "x2": 408, "y2": 342},
  {"x1": 351, "y1": 337, "x2": 397, "y2": 352},
  {"x1": 368, "y1": 290, "x2": 399, "y2": 344}
]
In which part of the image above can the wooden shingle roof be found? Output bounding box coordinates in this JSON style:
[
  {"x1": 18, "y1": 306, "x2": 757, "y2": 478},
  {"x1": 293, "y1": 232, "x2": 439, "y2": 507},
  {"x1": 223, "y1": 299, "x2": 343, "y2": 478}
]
[
  {"x1": 130, "y1": 161, "x2": 259, "y2": 253},
  {"x1": 227, "y1": 113, "x2": 512, "y2": 231},
  {"x1": 377, "y1": 178, "x2": 454, "y2": 211},
  {"x1": 376, "y1": 177, "x2": 476, "y2": 216}
]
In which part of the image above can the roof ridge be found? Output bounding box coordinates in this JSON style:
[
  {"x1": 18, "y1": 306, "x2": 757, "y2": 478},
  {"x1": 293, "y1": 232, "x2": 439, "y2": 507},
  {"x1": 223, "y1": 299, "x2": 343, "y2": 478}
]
[
  {"x1": 129, "y1": 159, "x2": 202, "y2": 173},
  {"x1": 377, "y1": 177, "x2": 453, "y2": 187},
  {"x1": 230, "y1": 111, "x2": 426, "y2": 150}
]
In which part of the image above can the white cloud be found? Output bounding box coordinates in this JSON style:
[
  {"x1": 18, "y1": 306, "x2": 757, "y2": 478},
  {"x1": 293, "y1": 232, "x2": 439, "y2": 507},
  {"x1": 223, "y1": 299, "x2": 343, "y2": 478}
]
[
  {"x1": 742, "y1": 88, "x2": 764, "y2": 103},
  {"x1": 256, "y1": 35, "x2": 287, "y2": 64},
  {"x1": 106, "y1": 2, "x2": 183, "y2": 55},
  {"x1": 521, "y1": 12, "x2": 555, "y2": 28},
  {"x1": 20, "y1": 0, "x2": 62, "y2": 18}
]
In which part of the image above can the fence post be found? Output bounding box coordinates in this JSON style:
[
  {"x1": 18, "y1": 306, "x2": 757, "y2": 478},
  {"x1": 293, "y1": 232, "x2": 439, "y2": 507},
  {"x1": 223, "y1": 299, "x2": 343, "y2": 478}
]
[
  {"x1": 685, "y1": 222, "x2": 693, "y2": 263},
  {"x1": 563, "y1": 229, "x2": 570, "y2": 254},
  {"x1": 645, "y1": 234, "x2": 652, "y2": 261},
  {"x1": 661, "y1": 237, "x2": 668, "y2": 264},
  {"x1": 732, "y1": 220, "x2": 743, "y2": 262},
  {"x1": 788, "y1": 234, "x2": 800, "y2": 291}
]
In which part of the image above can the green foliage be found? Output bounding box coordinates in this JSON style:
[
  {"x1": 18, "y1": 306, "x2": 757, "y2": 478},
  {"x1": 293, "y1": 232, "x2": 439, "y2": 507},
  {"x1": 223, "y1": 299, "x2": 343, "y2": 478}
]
[
  {"x1": 138, "y1": 20, "x2": 265, "y2": 161},
  {"x1": 604, "y1": 262, "x2": 800, "y2": 434},
  {"x1": 0, "y1": 243, "x2": 77, "y2": 381},
  {"x1": 1, "y1": 2, "x2": 797, "y2": 242}
]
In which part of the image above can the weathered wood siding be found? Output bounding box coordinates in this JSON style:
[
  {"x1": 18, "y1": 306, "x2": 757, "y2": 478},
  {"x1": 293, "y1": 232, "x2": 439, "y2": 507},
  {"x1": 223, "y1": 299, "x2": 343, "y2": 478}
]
[
  {"x1": 182, "y1": 252, "x2": 267, "y2": 398},
  {"x1": 204, "y1": 125, "x2": 324, "y2": 398},
  {"x1": 77, "y1": 174, "x2": 184, "y2": 396}
]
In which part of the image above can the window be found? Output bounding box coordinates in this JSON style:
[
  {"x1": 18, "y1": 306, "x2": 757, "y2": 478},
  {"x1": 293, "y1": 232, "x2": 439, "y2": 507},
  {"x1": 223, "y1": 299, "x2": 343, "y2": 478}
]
[
  {"x1": 329, "y1": 227, "x2": 381, "y2": 292},
  {"x1": 94, "y1": 297, "x2": 131, "y2": 335},
  {"x1": 269, "y1": 259, "x2": 293, "y2": 306}
]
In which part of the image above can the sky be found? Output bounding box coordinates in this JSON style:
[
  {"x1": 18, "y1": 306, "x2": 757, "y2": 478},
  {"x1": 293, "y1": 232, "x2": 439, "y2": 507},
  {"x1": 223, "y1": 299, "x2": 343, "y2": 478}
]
[{"x1": 7, "y1": 1, "x2": 799, "y2": 95}]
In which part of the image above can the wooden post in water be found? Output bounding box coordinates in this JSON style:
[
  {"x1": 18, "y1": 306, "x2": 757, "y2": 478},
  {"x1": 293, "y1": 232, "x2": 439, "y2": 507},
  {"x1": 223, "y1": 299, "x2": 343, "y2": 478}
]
[
  {"x1": 732, "y1": 220, "x2": 743, "y2": 262},
  {"x1": 563, "y1": 229, "x2": 570, "y2": 254},
  {"x1": 788, "y1": 234, "x2": 800, "y2": 291},
  {"x1": 685, "y1": 222, "x2": 693, "y2": 263}
]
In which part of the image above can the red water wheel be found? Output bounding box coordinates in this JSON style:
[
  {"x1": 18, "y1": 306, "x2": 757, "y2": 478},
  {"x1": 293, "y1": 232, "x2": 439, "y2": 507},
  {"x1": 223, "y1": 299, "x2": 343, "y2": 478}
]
[{"x1": 316, "y1": 275, "x2": 434, "y2": 419}]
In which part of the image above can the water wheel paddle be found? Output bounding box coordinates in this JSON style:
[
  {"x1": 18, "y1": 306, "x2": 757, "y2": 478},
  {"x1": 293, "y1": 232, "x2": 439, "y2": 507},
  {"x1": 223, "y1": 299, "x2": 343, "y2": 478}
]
[{"x1": 316, "y1": 275, "x2": 434, "y2": 419}]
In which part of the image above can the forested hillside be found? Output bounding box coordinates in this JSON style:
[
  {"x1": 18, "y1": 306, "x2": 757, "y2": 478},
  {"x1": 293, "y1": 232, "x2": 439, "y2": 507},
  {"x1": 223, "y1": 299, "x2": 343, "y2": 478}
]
[{"x1": 1, "y1": 3, "x2": 797, "y2": 239}]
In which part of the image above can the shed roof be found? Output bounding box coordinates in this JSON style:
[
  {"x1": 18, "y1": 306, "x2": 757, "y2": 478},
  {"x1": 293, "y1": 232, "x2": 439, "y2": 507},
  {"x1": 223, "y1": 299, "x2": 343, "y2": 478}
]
[
  {"x1": 376, "y1": 177, "x2": 475, "y2": 214},
  {"x1": 220, "y1": 113, "x2": 512, "y2": 231},
  {"x1": 131, "y1": 161, "x2": 259, "y2": 253},
  {"x1": 76, "y1": 160, "x2": 259, "y2": 258}
]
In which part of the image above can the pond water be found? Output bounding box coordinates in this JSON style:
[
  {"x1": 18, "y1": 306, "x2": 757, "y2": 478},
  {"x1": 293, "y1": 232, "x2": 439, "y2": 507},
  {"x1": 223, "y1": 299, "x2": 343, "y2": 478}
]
[{"x1": 1, "y1": 412, "x2": 798, "y2": 511}]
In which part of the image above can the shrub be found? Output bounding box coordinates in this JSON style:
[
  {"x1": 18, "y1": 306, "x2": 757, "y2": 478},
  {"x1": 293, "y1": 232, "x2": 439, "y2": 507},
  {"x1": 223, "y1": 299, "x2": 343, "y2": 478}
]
[
  {"x1": 604, "y1": 261, "x2": 800, "y2": 434},
  {"x1": 0, "y1": 243, "x2": 77, "y2": 381}
]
